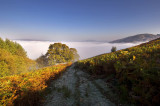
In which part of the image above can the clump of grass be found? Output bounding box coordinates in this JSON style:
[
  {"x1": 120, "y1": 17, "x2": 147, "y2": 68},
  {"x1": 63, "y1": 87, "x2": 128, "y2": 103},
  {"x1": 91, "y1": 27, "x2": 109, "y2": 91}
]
[
  {"x1": 85, "y1": 84, "x2": 90, "y2": 97},
  {"x1": 57, "y1": 87, "x2": 62, "y2": 92},
  {"x1": 55, "y1": 85, "x2": 71, "y2": 98},
  {"x1": 74, "y1": 71, "x2": 80, "y2": 106},
  {"x1": 62, "y1": 85, "x2": 71, "y2": 98}
]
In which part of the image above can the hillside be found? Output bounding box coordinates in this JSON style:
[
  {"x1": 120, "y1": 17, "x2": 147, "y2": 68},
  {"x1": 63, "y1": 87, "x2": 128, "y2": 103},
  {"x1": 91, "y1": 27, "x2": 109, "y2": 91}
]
[
  {"x1": 75, "y1": 38, "x2": 160, "y2": 105},
  {"x1": 1, "y1": 37, "x2": 159, "y2": 105},
  {"x1": 0, "y1": 63, "x2": 72, "y2": 106},
  {"x1": 0, "y1": 38, "x2": 35, "y2": 77},
  {"x1": 110, "y1": 34, "x2": 160, "y2": 43}
]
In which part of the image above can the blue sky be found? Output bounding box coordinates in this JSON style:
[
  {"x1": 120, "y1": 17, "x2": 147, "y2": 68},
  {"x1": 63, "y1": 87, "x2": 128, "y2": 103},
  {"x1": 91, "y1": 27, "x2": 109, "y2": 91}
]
[{"x1": 0, "y1": 0, "x2": 160, "y2": 41}]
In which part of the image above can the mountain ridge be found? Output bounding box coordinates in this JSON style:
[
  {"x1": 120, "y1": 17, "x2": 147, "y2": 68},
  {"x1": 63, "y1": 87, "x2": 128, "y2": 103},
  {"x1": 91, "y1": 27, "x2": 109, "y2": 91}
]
[{"x1": 110, "y1": 33, "x2": 160, "y2": 43}]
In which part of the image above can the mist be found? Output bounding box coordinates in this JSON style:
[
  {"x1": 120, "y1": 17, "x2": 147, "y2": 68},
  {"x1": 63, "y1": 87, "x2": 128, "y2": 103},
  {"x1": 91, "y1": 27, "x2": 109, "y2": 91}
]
[{"x1": 13, "y1": 40, "x2": 143, "y2": 60}]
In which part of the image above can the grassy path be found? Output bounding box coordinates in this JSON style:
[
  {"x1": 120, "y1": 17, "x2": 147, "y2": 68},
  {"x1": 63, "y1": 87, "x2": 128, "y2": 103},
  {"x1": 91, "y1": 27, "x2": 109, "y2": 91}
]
[{"x1": 43, "y1": 64, "x2": 115, "y2": 106}]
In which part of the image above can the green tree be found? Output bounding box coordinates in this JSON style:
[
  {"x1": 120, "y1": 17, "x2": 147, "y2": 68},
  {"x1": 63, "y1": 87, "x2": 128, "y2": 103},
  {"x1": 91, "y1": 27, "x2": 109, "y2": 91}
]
[
  {"x1": 111, "y1": 46, "x2": 117, "y2": 52},
  {"x1": 0, "y1": 37, "x2": 35, "y2": 77},
  {"x1": 1, "y1": 39, "x2": 27, "y2": 57},
  {"x1": 45, "y1": 43, "x2": 79, "y2": 65},
  {"x1": 70, "y1": 48, "x2": 80, "y2": 61},
  {"x1": 0, "y1": 38, "x2": 5, "y2": 49}
]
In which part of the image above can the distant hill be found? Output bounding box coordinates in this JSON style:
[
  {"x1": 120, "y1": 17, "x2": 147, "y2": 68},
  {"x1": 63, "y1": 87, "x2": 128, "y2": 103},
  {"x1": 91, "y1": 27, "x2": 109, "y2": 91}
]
[{"x1": 110, "y1": 34, "x2": 160, "y2": 43}]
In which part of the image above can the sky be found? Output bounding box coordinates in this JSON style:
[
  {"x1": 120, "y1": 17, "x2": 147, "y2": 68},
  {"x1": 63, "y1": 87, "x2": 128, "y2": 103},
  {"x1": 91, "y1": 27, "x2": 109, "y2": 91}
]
[{"x1": 0, "y1": 0, "x2": 160, "y2": 41}]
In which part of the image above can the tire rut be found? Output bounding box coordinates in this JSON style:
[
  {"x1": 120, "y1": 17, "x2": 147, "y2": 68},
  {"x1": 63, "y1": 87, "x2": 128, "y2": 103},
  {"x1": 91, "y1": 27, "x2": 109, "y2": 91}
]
[{"x1": 43, "y1": 65, "x2": 116, "y2": 106}]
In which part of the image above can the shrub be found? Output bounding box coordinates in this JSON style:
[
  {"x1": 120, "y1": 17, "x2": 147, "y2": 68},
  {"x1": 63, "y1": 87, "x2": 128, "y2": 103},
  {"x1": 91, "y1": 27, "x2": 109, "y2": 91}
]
[{"x1": 111, "y1": 46, "x2": 117, "y2": 52}]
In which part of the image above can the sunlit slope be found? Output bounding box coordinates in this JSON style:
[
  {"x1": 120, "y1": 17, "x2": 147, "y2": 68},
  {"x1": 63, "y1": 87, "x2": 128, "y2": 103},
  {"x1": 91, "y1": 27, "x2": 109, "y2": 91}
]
[
  {"x1": 0, "y1": 63, "x2": 72, "y2": 106},
  {"x1": 75, "y1": 38, "x2": 160, "y2": 105},
  {"x1": 0, "y1": 38, "x2": 35, "y2": 77}
]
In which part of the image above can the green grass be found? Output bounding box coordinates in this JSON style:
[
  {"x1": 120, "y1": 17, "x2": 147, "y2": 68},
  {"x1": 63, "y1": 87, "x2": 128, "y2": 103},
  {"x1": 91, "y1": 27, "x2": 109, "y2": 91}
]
[{"x1": 62, "y1": 85, "x2": 71, "y2": 98}]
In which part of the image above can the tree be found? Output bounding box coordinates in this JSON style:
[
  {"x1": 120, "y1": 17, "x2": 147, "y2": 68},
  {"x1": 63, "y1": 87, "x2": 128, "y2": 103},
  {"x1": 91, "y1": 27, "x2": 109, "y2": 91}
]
[
  {"x1": 2, "y1": 39, "x2": 27, "y2": 57},
  {"x1": 111, "y1": 46, "x2": 117, "y2": 52},
  {"x1": 36, "y1": 54, "x2": 48, "y2": 67},
  {"x1": 0, "y1": 37, "x2": 35, "y2": 77},
  {"x1": 45, "y1": 43, "x2": 79, "y2": 65},
  {"x1": 70, "y1": 48, "x2": 80, "y2": 61},
  {"x1": 0, "y1": 38, "x2": 5, "y2": 49}
]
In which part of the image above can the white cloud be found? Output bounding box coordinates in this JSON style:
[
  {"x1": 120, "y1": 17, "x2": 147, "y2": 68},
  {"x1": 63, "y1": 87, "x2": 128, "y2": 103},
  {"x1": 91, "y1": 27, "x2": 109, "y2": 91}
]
[{"x1": 13, "y1": 40, "x2": 142, "y2": 60}]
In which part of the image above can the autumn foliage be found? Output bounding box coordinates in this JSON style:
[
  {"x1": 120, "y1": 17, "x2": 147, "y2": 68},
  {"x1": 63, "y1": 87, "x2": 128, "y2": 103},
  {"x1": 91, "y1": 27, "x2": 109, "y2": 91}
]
[
  {"x1": 0, "y1": 63, "x2": 72, "y2": 106},
  {"x1": 0, "y1": 38, "x2": 35, "y2": 77}
]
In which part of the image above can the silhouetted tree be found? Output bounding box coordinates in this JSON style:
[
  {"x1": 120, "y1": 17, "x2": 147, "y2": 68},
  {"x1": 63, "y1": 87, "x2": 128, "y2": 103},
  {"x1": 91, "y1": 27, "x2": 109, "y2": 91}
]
[{"x1": 111, "y1": 46, "x2": 117, "y2": 52}]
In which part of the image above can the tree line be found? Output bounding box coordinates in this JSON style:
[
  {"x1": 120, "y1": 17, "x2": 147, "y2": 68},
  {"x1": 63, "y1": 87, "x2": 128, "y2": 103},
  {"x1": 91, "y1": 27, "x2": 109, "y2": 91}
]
[{"x1": 0, "y1": 38, "x2": 35, "y2": 77}]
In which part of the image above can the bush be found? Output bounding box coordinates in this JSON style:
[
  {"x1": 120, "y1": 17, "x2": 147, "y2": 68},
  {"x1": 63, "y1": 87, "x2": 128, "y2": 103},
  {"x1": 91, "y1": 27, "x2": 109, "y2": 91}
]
[{"x1": 111, "y1": 46, "x2": 117, "y2": 52}]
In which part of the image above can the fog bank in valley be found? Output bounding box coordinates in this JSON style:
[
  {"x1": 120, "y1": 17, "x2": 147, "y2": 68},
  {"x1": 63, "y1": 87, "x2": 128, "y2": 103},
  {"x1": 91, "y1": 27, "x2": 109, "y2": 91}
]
[{"x1": 14, "y1": 40, "x2": 143, "y2": 60}]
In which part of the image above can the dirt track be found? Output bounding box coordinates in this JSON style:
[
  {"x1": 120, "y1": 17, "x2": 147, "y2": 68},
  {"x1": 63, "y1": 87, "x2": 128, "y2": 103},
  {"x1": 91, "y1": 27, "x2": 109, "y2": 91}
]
[{"x1": 44, "y1": 65, "x2": 116, "y2": 106}]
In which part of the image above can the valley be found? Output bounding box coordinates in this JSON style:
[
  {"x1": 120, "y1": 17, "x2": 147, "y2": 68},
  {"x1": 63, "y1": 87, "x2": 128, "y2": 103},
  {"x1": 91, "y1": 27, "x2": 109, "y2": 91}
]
[
  {"x1": 1, "y1": 1, "x2": 160, "y2": 105},
  {"x1": 0, "y1": 38, "x2": 160, "y2": 106}
]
